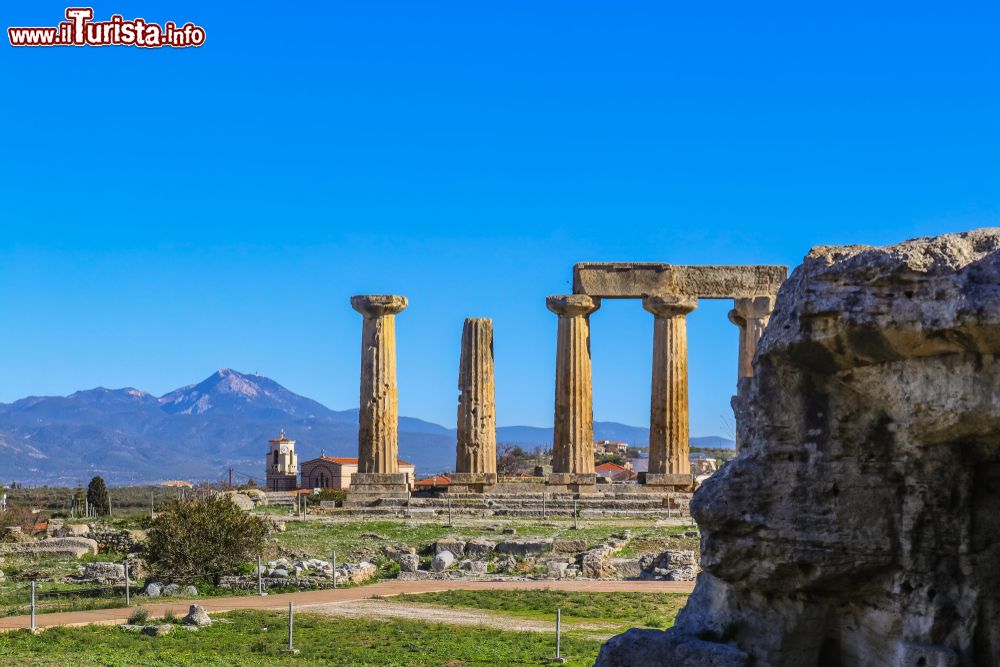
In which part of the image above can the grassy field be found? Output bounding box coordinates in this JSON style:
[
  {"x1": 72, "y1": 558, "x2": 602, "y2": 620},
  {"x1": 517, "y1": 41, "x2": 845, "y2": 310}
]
[
  {"x1": 0, "y1": 609, "x2": 604, "y2": 666},
  {"x1": 1, "y1": 517, "x2": 698, "y2": 617},
  {"x1": 393, "y1": 589, "x2": 688, "y2": 632}
]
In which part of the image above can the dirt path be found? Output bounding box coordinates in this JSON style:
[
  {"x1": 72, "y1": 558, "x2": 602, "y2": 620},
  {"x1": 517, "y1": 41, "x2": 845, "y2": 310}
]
[
  {"x1": 303, "y1": 598, "x2": 618, "y2": 636},
  {"x1": 0, "y1": 579, "x2": 694, "y2": 632}
]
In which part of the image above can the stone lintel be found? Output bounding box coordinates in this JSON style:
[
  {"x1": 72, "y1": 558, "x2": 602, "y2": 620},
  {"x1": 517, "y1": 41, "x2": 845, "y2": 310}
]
[{"x1": 573, "y1": 263, "x2": 787, "y2": 299}]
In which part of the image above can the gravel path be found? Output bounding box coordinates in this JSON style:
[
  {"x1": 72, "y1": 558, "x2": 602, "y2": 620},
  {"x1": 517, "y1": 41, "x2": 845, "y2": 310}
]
[
  {"x1": 0, "y1": 579, "x2": 693, "y2": 632},
  {"x1": 302, "y1": 598, "x2": 618, "y2": 636}
]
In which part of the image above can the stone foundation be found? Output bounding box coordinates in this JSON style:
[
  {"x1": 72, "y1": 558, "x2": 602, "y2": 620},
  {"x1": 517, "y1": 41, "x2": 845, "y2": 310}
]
[
  {"x1": 447, "y1": 472, "x2": 498, "y2": 493},
  {"x1": 546, "y1": 472, "x2": 598, "y2": 493},
  {"x1": 642, "y1": 473, "x2": 694, "y2": 492},
  {"x1": 346, "y1": 472, "x2": 410, "y2": 503}
]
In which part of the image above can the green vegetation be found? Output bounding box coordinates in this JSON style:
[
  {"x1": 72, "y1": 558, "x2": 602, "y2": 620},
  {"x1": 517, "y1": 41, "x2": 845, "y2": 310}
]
[
  {"x1": 142, "y1": 497, "x2": 270, "y2": 585},
  {"x1": 394, "y1": 590, "x2": 688, "y2": 632},
  {"x1": 0, "y1": 610, "x2": 603, "y2": 666},
  {"x1": 127, "y1": 607, "x2": 149, "y2": 625},
  {"x1": 86, "y1": 477, "x2": 110, "y2": 516}
]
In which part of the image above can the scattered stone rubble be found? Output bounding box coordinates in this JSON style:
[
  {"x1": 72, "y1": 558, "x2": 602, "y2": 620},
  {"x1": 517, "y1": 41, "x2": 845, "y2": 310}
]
[{"x1": 217, "y1": 557, "x2": 376, "y2": 591}]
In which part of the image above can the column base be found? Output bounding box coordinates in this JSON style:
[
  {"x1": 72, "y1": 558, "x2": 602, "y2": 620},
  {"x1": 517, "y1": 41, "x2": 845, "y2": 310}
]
[
  {"x1": 346, "y1": 472, "x2": 410, "y2": 503},
  {"x1": 641, "y1": 472, "x2": 693, "y2": 491},
  {"x1": 447, "y1": 472, "x2": 497, "y2": 493},
  {"x1": 546, "y1": 472, "x2": 599, "y2": 494}
]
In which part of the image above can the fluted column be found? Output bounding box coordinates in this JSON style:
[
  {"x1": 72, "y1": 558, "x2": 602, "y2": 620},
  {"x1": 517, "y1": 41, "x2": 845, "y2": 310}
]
[
  {"x1": 351, "y1": 294, "x2": 407, "y2": 474},
  {"x1": 728, "y1": 295, "x2": 776, "y2": 379},
  {"x1": 455, "y1": 318, "x2": 497, "y2": 477},
  {"x1": 644, "y1": 295, "x2": 697, "y2": 477},
  {"x1": 547, "y1": 295, "x2": 600, "y2": 478},
  {"x1": 728, "y1": 295, "x2": 775, "y2": 451}
]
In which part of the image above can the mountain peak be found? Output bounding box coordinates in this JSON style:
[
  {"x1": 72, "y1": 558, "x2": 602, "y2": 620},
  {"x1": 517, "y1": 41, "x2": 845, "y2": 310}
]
[{"x1": 158, "y1": 369, "x2": 332, "y2": 419}]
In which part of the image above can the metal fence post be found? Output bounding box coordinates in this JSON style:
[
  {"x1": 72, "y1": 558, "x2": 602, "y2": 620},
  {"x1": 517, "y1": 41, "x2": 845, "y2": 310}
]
[
  {"x1": 573, "y1": 500, "x2": 578, "y2": 530},
  {"x1": 542, "y1": 492, "x2": 546, "y2": 520},
  {"x1": 125, "y1": 561, "x2": 130, "y2": 606},
  {"x1": 287, "y1": 602, "x2": 295, "y2": 652},
  {"x1": 332, "y1": 551, "x2": 337, "y2": 589},
  {"x1": 30, "y1": 580, "x2": 36, "y2": 632},
  {"x1": 448, "y1": 498, "x2": 453, "y2": 526},
  {"x1": 556, "y1": 608, "x2": 562, "y2": 660},
  {"x1": 258, "y1": 555, "x2": 264, "y2": 596}
]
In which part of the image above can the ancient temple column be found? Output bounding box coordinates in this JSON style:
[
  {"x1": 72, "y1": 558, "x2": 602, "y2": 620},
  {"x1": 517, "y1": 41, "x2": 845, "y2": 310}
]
[
  {"x1": 348, "y1": 294, "x2": 410, "y2": 499},
  {"x1": 450, "y1": 318, "x2": 498, "y2": 493},
  {"x1": 546, "y1": 294, "x2": 600, "y2": 492},
  {"x1": 643, "y1": 295, "x2": 697, "y2": 485},
  {"x1": 728, "y1": 295, "x2": 776, "y2": 379},
  {"x1": 728, "y1": 295, "x2": 776, "y2": 450}
]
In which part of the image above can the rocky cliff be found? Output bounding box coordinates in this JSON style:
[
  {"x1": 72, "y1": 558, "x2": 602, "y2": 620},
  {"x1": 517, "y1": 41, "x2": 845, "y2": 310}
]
[{"x1": 597, "y1": 229, "x2": 1000, "y2": 666}]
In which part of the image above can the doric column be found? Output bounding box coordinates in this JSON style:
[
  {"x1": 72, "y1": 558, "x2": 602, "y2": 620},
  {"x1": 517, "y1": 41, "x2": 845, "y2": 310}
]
[
  {"x1": 728, "y1": 295, "x2": 775, "y2": 451},
  {"x1": 350, "y1": 294, "x2": 407, "y2": 474},
  {"x1": 452, "y1": 318, "x2": 497, "y2": 491},
  {"x1": 643, "y1": 295, "x2": 697, "y2": 478},
  {"x1": 728, "y1": 295, "x2": 776, "y2": 379},
  {"x1": 546, "y1": 295, "x2": 600, "y2": 482}
]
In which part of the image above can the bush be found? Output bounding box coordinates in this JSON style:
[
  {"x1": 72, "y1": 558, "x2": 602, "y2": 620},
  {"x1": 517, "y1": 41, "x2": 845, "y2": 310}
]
[
  {"x1": 306, "y1": 489, "x2": 346, "y2": 507},
  {"x1": 141, "y1": 496, "x2": 270, "y2": 585},
  {"x1": 128, "y1": 607, "x2": 149, "y2": 625}
]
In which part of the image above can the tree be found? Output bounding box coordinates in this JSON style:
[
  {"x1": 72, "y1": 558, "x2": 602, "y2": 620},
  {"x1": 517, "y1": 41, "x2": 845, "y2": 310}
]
[
  {"x1": 87, "y1": 476, "x2": 110, "y2": 516},
  {"x1": 142, "y1": 496, "x2": 270, "y2": 585}
]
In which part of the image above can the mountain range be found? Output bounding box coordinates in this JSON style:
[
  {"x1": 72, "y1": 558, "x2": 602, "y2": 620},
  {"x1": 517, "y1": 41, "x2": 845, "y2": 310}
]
[{"x1": 0, "y1": 369, "x2": 732, "y2": 485}]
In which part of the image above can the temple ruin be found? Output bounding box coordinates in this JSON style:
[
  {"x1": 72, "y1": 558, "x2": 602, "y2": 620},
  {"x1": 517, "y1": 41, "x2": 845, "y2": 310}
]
[
  {"x1": 550, "y1": 262, "x2": 787, "y2": 491},
  {"x1": 345, "y1": 263, "x2": 788, "y2": 503}
]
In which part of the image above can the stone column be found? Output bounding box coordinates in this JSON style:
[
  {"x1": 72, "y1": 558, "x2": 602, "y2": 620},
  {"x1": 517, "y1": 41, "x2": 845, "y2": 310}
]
[
  {"x1": 450, "y1": 318, "x2": 498, "y2": 493},
  {"x1": 643, "y1": 295, "x2": 697, "y2": 486},
  {"x1": 546, "y1": 295, "x2": 600, "y2": 492},
  {"x1": 728, "y1": 295, "x2": 776, "y2": 450},
  {"x1": 728, "y1": 295, "x2": 776, "y2": 379},
  {"x1": 348, "y1": 294, "x2": 410, "y2": 500}
]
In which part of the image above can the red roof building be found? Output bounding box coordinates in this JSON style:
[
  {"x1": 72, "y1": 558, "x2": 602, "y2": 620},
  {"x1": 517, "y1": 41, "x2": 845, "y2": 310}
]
[{"x1": 595, "y1": 461, "x2": 637, "y2": 482}]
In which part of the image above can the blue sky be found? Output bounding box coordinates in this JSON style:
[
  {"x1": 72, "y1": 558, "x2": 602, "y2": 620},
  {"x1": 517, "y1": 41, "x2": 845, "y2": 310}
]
[{"x1": 1, "y1": 2, "x2": 998, "y2": 437}]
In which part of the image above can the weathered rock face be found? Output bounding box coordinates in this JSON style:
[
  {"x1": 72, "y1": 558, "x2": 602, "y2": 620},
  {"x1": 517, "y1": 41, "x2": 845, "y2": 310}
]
[{"x1": 597, "y1": 229, "x2": 1000, "y2": 667}]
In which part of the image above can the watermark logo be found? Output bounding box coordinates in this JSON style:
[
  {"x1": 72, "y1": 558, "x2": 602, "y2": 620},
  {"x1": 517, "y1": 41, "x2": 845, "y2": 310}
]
[{"x1": 8, "y1": 7, "x2": 206, "y2": 48}]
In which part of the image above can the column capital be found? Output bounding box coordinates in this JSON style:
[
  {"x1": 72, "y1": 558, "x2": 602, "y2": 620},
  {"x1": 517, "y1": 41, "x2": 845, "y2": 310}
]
[
  {"x1": 642, "y1": 295, "x2": 697, "y2": 318},
  {"x1": 546, "y1": 294, "x2": 600, "y2": 317},
  {"x1": 351, "y1": 294, "x2": 408, "y2": 317},
  {"x1": 731, "y1": 295, "x2": 775, "y2": 321}
]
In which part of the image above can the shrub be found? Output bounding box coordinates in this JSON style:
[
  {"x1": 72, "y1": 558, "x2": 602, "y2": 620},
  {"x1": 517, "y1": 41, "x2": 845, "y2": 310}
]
[
  {"x1": 128, "y1": 607, "x2": 150, "y2": 625},
  {"x1": 162, "y1": 609, "x2": 178, "y2": 624},
  {"x1": 306, "y1": 489, "x2": 346, "y2": 507},
  {"x1": 141, "y1": 496, "x2": 270, "y2": 585}
]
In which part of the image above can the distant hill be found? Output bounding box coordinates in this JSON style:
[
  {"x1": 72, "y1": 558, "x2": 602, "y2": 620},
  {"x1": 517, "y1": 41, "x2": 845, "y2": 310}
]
[{"x1": 0, "y1": 369, "x2": 731, "y2": 485}]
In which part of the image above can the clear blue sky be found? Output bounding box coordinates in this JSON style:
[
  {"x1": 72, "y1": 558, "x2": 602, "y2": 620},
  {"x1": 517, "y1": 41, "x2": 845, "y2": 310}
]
[{"x1": 1, "y1": 2, "x2": 998, "y2": 438}]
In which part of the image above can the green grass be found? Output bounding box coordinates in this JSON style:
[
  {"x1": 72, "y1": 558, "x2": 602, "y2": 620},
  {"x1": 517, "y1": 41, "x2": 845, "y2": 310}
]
[
  {"x1": 0, "y1": 609, "x2": 602, "y2": 666},
  {"x1": 393, "y1": 590, "x2": 688, "y2": 631}
]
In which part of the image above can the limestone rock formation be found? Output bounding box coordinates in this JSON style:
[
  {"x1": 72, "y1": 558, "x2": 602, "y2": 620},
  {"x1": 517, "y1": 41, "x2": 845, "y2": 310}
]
[{"x1": 596, "y1": 229, "x2": 1000, "y2": 667}]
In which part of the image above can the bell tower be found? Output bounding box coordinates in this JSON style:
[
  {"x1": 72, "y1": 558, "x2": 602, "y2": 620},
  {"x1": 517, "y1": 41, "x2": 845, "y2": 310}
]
[{"x1": 265, "y1": 430, "x2": 298, "y2": 491}]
